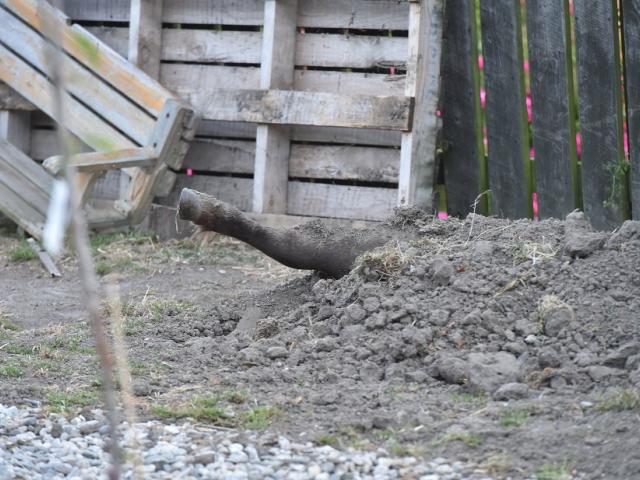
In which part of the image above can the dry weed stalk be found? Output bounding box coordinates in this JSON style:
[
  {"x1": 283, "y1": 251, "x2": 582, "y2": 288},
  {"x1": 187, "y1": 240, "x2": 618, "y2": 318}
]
[{"x1": 42, "y1": 2, "x2": 121, "y2": 478}]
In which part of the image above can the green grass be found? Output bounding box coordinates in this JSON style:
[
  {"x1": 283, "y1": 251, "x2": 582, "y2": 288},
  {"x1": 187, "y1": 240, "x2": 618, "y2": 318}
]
[
  {"x1": 47, "y1": 333, "x2": 93, "y2": 354},
  {"x1": 147, "y1": 299, "x2": 196, "y2": 321},
  {"x1": 499, "y1": 408, "x2": 534, "y2": 428},
  {"x1": 151, "y1": 395, "x2": 276, "y2": 429},
  {"x1": 451, "y1": 391, "x2": 488, "y2": 407},
  {"x1": 596, "y1": 389, "x2": 640, "y2": 412},
  {"x1": 8, "y1": 240, "x2": 36, "y2": 262},
  {"x1": 536, "y1": 463, "x2": 572, "y2": 480},
  {"x1": 315, "y1": 434, "x2": 340, "y2": 447},
  {"x1": 0, "y1": 364, "x2": 25, "y2": 377},
  {"x1": 241, "y1": 406, "x2": 278, "y2": 430},
  {"x1": 433, "y1": 431, "x2": 483, "y2": 449},
  {"x1": 4, "y1": 344, "x2": 33, "y2": 355},
  {"x1": 0, "y1": 315, "x2": 20, "y2": 332},
  {"x1": 46, "y1": 389, "x2": 100, "y2": 412}
]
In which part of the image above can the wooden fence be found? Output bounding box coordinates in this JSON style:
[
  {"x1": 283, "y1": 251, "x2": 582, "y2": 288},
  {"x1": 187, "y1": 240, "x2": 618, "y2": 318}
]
[
  {"x1": 442, "y1": 0, "x2": 640, "y2": 230},
  {"x1": 2, "y1": 0, "x2": 638, "y2": 231},
  {"x1": 14, "y1": 0, "x2": 441, "y2": 224}
]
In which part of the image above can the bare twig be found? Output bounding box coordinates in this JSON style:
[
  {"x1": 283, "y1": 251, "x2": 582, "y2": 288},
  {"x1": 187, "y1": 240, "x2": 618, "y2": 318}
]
[
  {"x1": 41, "y1": 2, "x2": 121, "y2": 478},
  {"x1": 465, "y1": 190, "x2": 491, "y2": 245}
]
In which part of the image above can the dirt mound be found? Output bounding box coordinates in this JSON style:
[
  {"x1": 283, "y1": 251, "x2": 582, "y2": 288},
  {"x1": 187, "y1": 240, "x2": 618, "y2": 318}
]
[{"x1": 172, "y1": 212, "x2": 639, "y2": 400}]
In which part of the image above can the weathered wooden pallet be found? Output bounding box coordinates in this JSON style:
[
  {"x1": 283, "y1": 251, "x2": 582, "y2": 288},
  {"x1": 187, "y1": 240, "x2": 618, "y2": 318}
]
[{"x1": 0, "y1": 0, "x2": 198, "y2": 235}]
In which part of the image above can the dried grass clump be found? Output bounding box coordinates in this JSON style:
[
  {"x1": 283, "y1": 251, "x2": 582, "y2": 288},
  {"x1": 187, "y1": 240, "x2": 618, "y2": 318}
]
[{"x1": 355, "y1": 243, "x2": 413, "y2": 280}]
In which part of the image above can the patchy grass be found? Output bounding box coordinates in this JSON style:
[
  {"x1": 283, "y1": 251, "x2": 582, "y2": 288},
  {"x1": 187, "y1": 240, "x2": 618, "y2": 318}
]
[
  {"x1": 0, "y1": 364, "x2": 25, "y2": 378},
  {"x1": 3, "y1": 344, "x2": 34, "y2": 355},
  {"x1": 151, "y1": 395, "x2": 276, "y2": 429},
  {"x1": 46, "y1": 389, "x2": 100, "y2": 413},
  {"x1": 451, "y1": 391, "x2": 488, "y2": 407},
  {"x1": 536, "y1": 463, "x2": 572, "y2": 480},
  {"x1": 499, "y1": 407, "x2": 535, "y2": 428},
  {"x1": 241, "y1": 406, "x2": 278, "y2": 430},
  {"x1": 315, "y1": 434, "x2": 340, "y2": 447},
  {"x1": 0, "y1": 314, "x2": 20, "y2": 333},
  {"x1": 433, "y1": 431, "x2": 483, "y2": 449},
  {"x1": 8, "y1": 240, "x2": 36, "y2": 262},
  {"x1": 596, "y1": 388, "x2": 640, "y2": 412},
  {"x1": 147, "y1": 299, "x2": 196, "y2": 321}
]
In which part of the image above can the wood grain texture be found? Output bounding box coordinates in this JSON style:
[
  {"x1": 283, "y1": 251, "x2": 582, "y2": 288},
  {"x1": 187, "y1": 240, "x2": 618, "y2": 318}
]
[
  {"x1": 159, "y1": 175, "x2": 396, "y2": 220},
  {"x1": 158, "y1": 29, "x2": 406, "y2": 68},
  {"x1": 397, "y1": 0, "x2": 443, "y2": 209},
  {"x1": 254, "y1": 0, "x2": 297, "y2": 214},
  {"x1": 622, "y1": 0, "x2": 640, "y2": 219},
  {"x1": 63, "y1": 0, "x2": 410, "y2": 29},
  {"x1": 0, "y1": 43, "x2": 135, "y2": 150},
  {"x1": 527, "y1": 0, "x2": 579, "y2": 220},
  {"x1": 0, "y1": 110, "x2": 30, "y2": 154},
  {"x1": 574, "y1": 0, "x2": 628, "y2": 229},
  {"x1": 43, "y1": 147, "x2": 156, "y2": 175},
  {"x1": 0, "y1": 82, "x2": 34, "y2": 110},
  {"x1": 2, "y1": 0, "x2": 173, "y2": 116},
  {"x1": 0, "y1": 8, "x2": 155, "y2": 145},
  {"x1": 441, "y1": 0, "x2": 485, "y2": 216},
  {"x1": 479, "y1": 0, "x2": 531, "y2": 218},
  {"x1": 194, "y1": 120, "x2": 402, "y2": 146},
  {"x1": 183, "y1": 139, "x2": 399, "y2": 182},
  {"x1": 191, "y1": 89, "x2": 412, "y2": 130},
  {"x1": 128, "y1": 0, "x2": 164, "y2": 78}
]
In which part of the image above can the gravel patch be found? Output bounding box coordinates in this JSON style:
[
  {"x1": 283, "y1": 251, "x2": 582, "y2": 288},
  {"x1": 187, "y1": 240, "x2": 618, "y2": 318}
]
[{"x1": 0, "y1": 404, "x2": 500, "y2": 480}]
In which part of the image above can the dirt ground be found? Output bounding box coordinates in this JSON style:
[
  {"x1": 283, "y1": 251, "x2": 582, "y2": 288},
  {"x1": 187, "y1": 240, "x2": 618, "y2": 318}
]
[{"x1": 1, "y1": 211, "x2": 639, "y2": 479}]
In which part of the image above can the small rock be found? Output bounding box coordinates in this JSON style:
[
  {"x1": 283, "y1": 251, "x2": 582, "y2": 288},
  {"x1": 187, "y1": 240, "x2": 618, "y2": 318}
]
[
  {"x1": 467, "y1": 352, "x2": 521, "y2": 394},
  {"x1": 311, "y1": 390, "x2": 340, "y2": 405},
  {"x1": 472, "y1": 240, "x2": 495, "y2": 259},
  {"x1": 405, "y1": 370, "x2": 428, "y2": 383},
  {"x1": 539, "y1": 296, "x2": 575, "y2": 337},
  {"x1": 79, "y1": 420, "x2": 100, "y2": 435},
  {"x1": 266, "y1": 346, "x2": 289, "y2": 359},
  {"x1": 575, "y1": 351, "x2": 598, "y2": 367},
  {"x1": 434, "y1": 355, "x2": 468, "y2": 385},
  {"x1": 362, "y1": 297, "x2": 381, "y2": 313},
  {"x1": 50, "y1": 422, "x2": 62, "y2": 438},
  {"x1": 514, "y1": 319, "x2": 537, "y2": 337},
  {"x1": 492, "y1": 382, "x2": 530, "y2": 401},
  {"x1": 564, "y1": 211, "x2": 608, "y2": 258},
  {"x1": 193, "y1": 452, "x2": 216, "y2": 465},
  {"x1": 603, "y1": 342, "x2": 640, "y2": 369},
  {"x1": 346, "y1": 304, "x2": 367, "y2": 323},
  {"x1": 359, "y1": 361, "x2": 384, "y2": 382},
  {"x1": 430, "y1": 309, "x2": 451, "y2": 327},
  {"x1": 538, "y1": 347, "x2": 562, "y2": 369},
  {"x1": 430, "y1": 257, "x2": 455, "y2": 286},
  {"x1": 586, "y1": 366, "x2": 626, "y2": 382}
]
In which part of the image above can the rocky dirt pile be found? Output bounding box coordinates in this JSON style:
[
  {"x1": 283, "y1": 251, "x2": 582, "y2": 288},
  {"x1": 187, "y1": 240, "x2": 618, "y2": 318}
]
[{"x1": 168, "y1": 211, "x2": 640, "y2": 402}]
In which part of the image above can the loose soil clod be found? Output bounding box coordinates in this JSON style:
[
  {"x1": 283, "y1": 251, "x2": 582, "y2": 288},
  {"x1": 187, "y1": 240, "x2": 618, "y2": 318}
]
[{"x1": 1, "y1": 211, "x2": 640, "y2": 478}]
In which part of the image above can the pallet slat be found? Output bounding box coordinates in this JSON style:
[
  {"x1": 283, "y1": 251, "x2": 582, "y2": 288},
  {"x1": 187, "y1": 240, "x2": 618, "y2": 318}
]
[
  {"x1": 158, "y1": 175, "x2": 396, "y2": 221},
  {"x1": 191, "y1": 89, "x2": 412, "y2": 131},
  {"x1": 3, "y1": 0, "x2": 173, "y2": 117},
  {"x1": 183, "y1": 139, "x2": 399, "y2": 183},
  {"x1": 622, "y1": 0, "x2": 640, "y2": 220},
  {"x1": 0, "y1": 43, "x2": 135, "y2": 151},
  {"x1": 65, "y1": 0, "x2": 410, "y2": 29},
  {"x1": 479, "y1": 0, "x2": 531, "y2": 218},
  {"x1": 441, "y1": 0, "x2": 485, "y2": 216},
  {"x1": 574, "y1": 0, "x2": 628, "y2": 229},
  {"x1": 527, "y1": 0, "x2": 579, "y2": 220},
  {"x1": 0, "y1": 7, "x2": 154, "y2": 145}
]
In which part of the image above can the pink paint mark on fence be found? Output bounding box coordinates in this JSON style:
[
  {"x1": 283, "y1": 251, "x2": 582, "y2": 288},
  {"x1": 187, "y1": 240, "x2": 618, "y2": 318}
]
[
  {"x1": 532, "y1": 192, "x2": 539, "y2": 220},
  {"x1": 478, "y1": 55, "x2": 484, "y2": 70},
  {"x1": 186, "y1": 168, "x2": 193, "y2": 177},
  {"x1": 480, "y1": 87, "x2": 486, "y2": 109},
  {"x1": 437, "y1": 211, "x2": 449, "y2": 220}
]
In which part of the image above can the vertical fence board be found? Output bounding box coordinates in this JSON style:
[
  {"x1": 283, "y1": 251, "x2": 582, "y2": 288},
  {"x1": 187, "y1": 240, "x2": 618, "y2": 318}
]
[
  {"x1": 441, "y1": 0, "x2": 485, "y2": 216},
  {"x1": 622, "y1": 0, "x2": 640, "y2": 220},
  {"x1": 574, "y1": 0, "x2": 628, "y2": 229},
  {"x1": 397, "y1": 0, "x2": 444, "y2": 209},
  {"x1": 479, "y1": 0, "x2": 531, "y2": 218},
  {"x1": 527, "y1": 0, "x2": 579, "y2": 219}
]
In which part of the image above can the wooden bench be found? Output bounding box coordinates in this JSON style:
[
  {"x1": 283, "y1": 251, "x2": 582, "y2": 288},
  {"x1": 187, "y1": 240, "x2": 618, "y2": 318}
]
[{"x1": 0, "y1": 0, "x2": 197, "y2": 238}]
